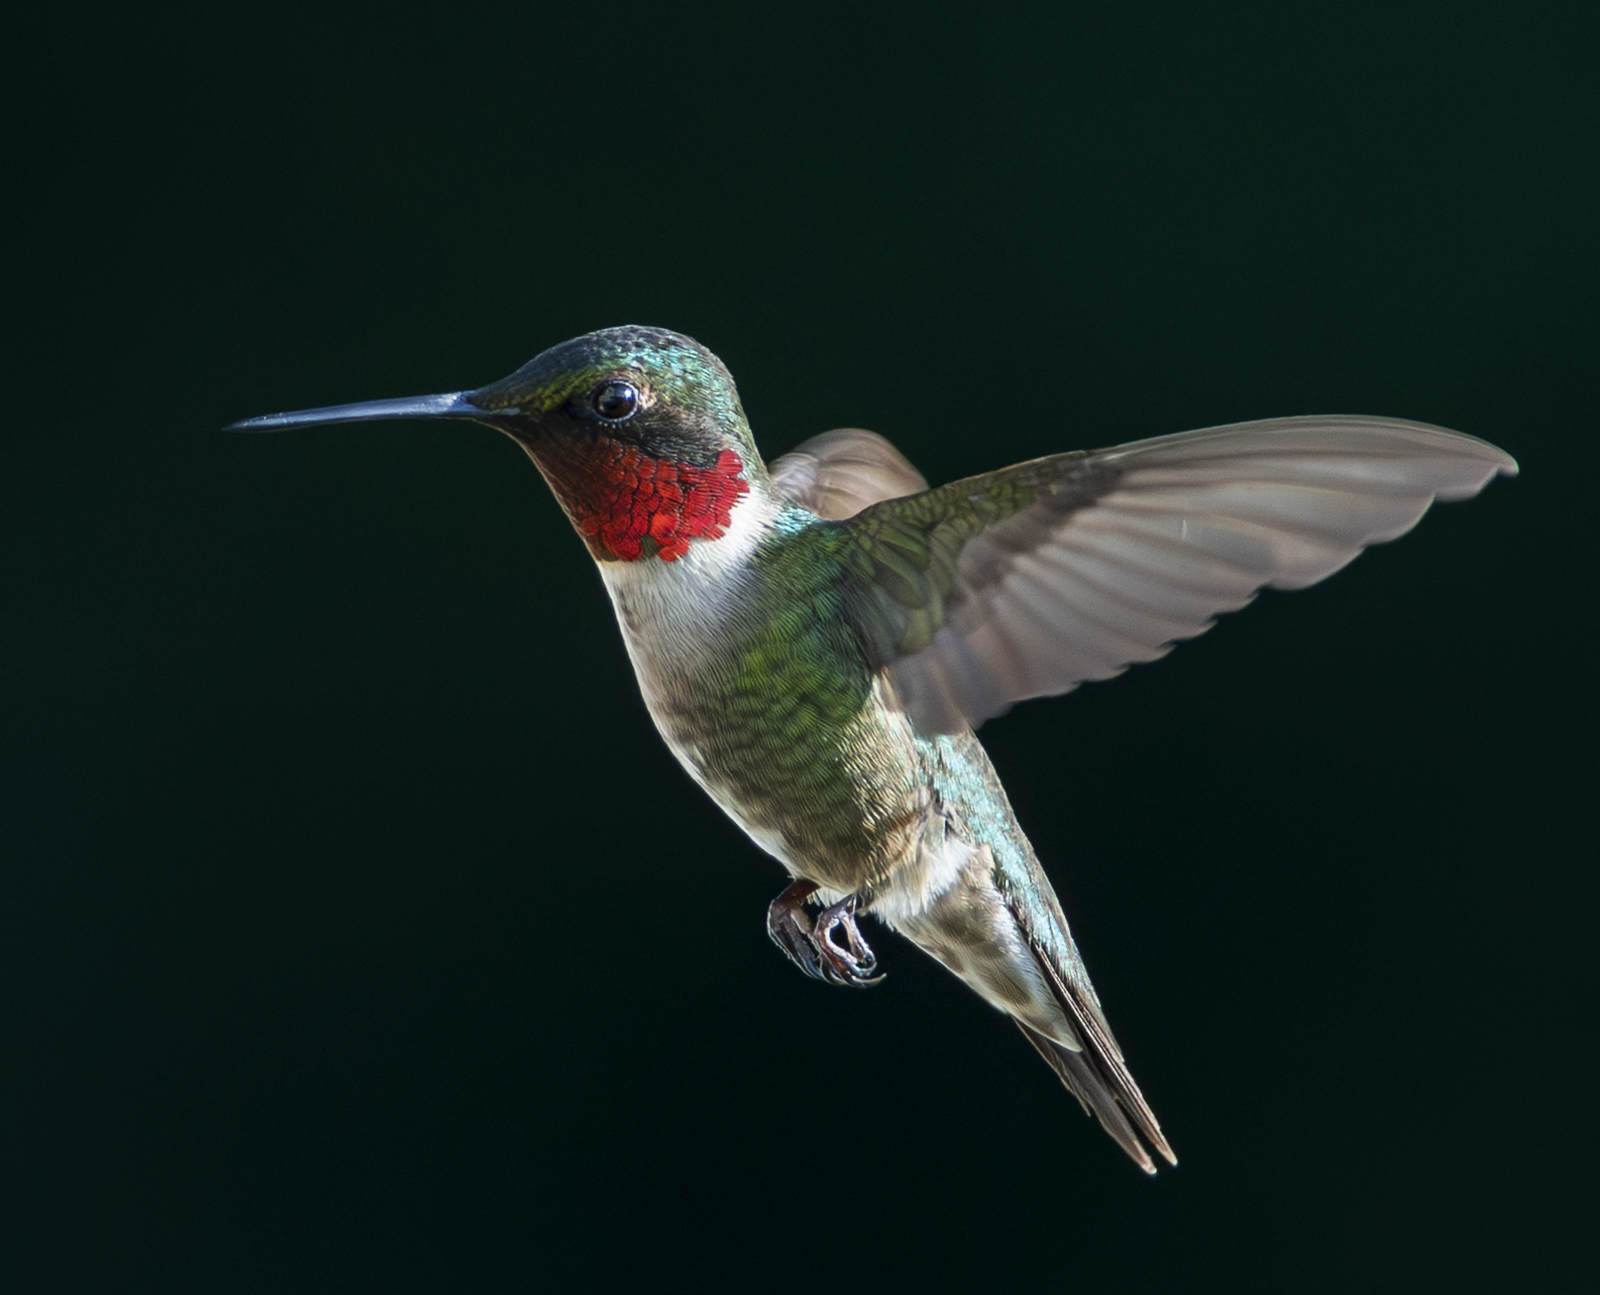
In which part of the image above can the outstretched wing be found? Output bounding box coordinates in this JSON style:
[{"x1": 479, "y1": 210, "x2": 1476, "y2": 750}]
[
  {"x1": 839, "y1": 416, "x2": 1518, "y2": 735},
  {"x1": 769, "y1": 428, "x2": 929, "y2": 520}
]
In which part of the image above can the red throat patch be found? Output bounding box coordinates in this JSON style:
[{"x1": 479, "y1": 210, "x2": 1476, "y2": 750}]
[{"x1": 567, "y1": 443, "x2": 750, "y2": 562}]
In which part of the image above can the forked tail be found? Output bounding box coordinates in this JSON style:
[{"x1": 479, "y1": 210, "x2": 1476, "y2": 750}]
[
  {"x1": 1003, "y1": 862, "x2": 1176, "y2": 1174},
  {"x1": 898, "y1": 850, "x2": 1176, "y2": 1173},
  {"x1": 1014, "y1": 955, "x2": 1176, "y2": 1174}
]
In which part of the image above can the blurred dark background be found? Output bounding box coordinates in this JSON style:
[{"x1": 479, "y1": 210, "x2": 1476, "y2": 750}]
[{"x1": 6, "y1": 3, "x2": 1594, "y2": 1291}]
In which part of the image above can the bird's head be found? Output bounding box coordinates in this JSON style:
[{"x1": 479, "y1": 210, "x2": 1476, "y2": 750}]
[{"x1": 230, "y1": 326, "x2": 765, "y2": 563}]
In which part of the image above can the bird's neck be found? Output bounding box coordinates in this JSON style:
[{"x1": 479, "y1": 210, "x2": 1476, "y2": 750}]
[{"x1": 517, "y1": 435, "x2": 771, "y2": 564}]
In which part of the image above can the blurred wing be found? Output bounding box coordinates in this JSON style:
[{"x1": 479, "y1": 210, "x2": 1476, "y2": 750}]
[
  {"x1": 840, "y1": 416, "x2": 1518, "y2": 734},
  {"x1": 769, "y1": 428, "x2": 930, "y2": 520}
]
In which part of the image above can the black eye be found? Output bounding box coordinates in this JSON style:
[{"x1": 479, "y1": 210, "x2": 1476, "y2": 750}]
[{"x1": 591, "y1": 380, "x2": 641, "y2": 421}]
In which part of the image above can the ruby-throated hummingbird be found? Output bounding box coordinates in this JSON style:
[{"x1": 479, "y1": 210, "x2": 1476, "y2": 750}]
[{"x1": 230, "y1": 326, "x2": 1516, "y2": 1173}]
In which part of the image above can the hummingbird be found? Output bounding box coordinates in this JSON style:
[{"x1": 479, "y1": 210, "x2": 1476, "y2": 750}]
[{"x1": 230, "y1": 325, "x2": 1517, "y2": 1173}]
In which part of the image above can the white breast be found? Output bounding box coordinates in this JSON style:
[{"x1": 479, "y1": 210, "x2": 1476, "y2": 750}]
[{"x1": 595, "y1": 493, "x2": 800, "y2": 864}]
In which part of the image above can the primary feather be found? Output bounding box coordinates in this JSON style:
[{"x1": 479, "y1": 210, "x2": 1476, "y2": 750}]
[{"x1": 830, "y1": 416, "x2": 1516, "y2": 734}]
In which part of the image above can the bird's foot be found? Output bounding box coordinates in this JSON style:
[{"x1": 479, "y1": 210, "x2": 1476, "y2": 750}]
[
  {"x1": 813, "y1": 893, "x2": 884, "y2": 986},
  {"x1": 766, "y1": 881, "x2": 884, "y2": 989}
]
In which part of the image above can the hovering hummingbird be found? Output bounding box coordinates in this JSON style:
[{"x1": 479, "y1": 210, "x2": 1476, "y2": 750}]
[{"x1": 230, "y1": 326, "x2": 1516, "y2": 1173}]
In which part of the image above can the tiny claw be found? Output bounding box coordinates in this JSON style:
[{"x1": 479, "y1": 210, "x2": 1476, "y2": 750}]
[
  {"x1": 813, "y1": 895, "x2": 884, "y2": 987},
  {"x1": 766, "y1": 882, "x2": 884, "y2": 990}
]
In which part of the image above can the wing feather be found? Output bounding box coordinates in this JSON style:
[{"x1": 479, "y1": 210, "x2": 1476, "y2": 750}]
[
  {"x1": 840, "y1": 416, "x2": 1517, "y2": 734},
  {"x1": 768, "y1": 428, "x2": 929, "y2": 520}
]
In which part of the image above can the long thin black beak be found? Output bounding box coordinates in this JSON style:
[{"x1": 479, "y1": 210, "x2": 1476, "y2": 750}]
[{"x1": 225, "y1": 390, "x2": 508, "y2": 432}]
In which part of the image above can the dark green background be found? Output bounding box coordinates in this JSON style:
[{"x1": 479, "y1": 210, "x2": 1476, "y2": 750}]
[{"x1": 8, "y1": 4, "x2": 1594, "y2": 1291}]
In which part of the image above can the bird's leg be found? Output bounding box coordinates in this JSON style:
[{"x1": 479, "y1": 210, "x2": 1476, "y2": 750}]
[
  {"x1": 813, "y1": 892, "x2": 884, "y2": 986},
  {"x1": 766, "y1": 881, "x2": 885, "y2": 989},
  {"x1": 767, "y1": 880, "x2": 829, "y2": 981}
]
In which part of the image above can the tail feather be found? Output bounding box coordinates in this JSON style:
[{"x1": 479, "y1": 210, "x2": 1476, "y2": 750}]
[
  {"x1": 1015, "y1": 1017, "x2": 1175, "y2": 1175},
  {"x1": 994, "y1": 864, "x2": 1176, "y2": 1172},
  {"x1": 989, "y1": 850, "x2": 1177, "y2": 1170},
  {"x1": 901, "y1": 867, "x2": 1178, "y2": 1172},
  {"x1": 894, "y1": 730, "x2": 1176, "y2": 1172}
]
